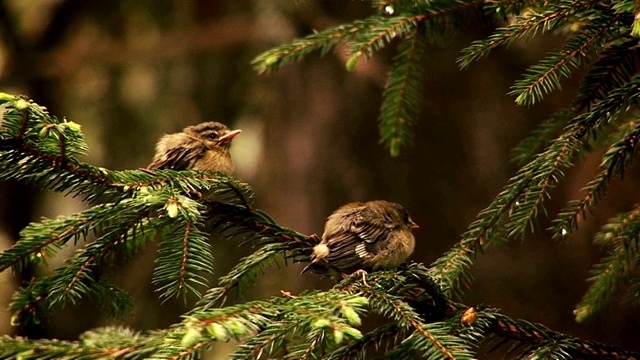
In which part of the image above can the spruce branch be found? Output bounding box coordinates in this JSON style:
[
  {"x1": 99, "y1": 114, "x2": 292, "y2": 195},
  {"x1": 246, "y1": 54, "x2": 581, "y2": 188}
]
[
  {"x1": 0, "y1": 326, "x2": 166, "y2": 359},
  {"x1": 252, "y1": 22, "x2": 368, "y2": 74},
  {"x1": 153, "y1": 221, "x2": 215, "y2": 302},
  {"x1": 1, "y1": 94, "x2": 252, "y2": 206},
  {"x1": 504, "y1": 124, "x2": 579, "y2": 239},
  {"x1": 191, "y1": 201, "x2": 316, "y2": 308},
  {"x1": 510, "y1": 108, "x2": 573, "y2": 166},
  {"x1": 0, "y1": 95, "x2": 117, "y2": 200},
  {"x1": 571, "y1": 38, "x2": 640, "y2": 111},
  {"x1": 3, "y1": 0, "x2": 640, "y2": 356},
  {"x1": 346, "y1": 14, "x2": 423, "y2": 66},
  {"x1": 253, "y1": 0, "x2": 484, "y2": 75},
  {"x1": 552, "y1": 119, "x2": 640, "y2": 238},
  {"x1": 325, "y1": 323, "x2": 402, "y2": 360},
  {"x1": 0, "y1": 172, "x2": 253, "y2": 298},
  {"x1": 434, "y1": 73, "x2": 640, "y2": 295},
  {"x1": 151, "y1": 192, "x2": 215, "y2": 302},
  {"x1": 489, "y1": 313, "x2": 639, "y2": 359},
  {"x1": 3, "y1": 178, "x2": 252, "y2": 325},
  {"x1": 0, "y1": 206, "x2": 103, "y2": 273},
  {"x1": 458, "y1": 0, "x2": 597, "y2": 69},
  {"x1": 623, "y1": 269, "x2": 640, "y2": 305},
  {"x1": 348, "y1": 0, "x2": 485, "y2": 69},
  {"x1": 2, "y1": 264, "x2": 640, "y2": 359},
  {"x1": 170, "y1": 291, "x2": 367, "y2": 360},
  {"x1": 336, "y1": 267, "x2": 473, "y2": 360},
  {"x1": 510, "y1": 12, "x2": 625, "y2": 106},
  {"x1": 8, "y1": 197, "x2": 159, "y2": 326},
  {"x1": 572, "y1": 206, "x2": 640, "y2": 322},
  {"x1": 380, "y1": 28, "x2": 428, "y2": 157},
  {"x1": 380, "y1": 322, "x2": 474, "y2": 360},
  {"x1": 542, "y1": 86, "x2": 640, "y2": 238}
]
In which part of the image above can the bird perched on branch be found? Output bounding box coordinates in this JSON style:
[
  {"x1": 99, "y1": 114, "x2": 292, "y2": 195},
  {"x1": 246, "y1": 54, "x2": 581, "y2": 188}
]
[
  {"x1": 148, "y1": 121, "x2": 241, "y2": 174},
  {"x1": 302, "y1": 200, "x2": 419, "y2": 277}
]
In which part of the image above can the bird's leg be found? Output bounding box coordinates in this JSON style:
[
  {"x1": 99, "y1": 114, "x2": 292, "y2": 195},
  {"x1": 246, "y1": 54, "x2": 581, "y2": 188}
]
[{"x1": 344, "y1": 269, "x2": 369, "y2": 287}]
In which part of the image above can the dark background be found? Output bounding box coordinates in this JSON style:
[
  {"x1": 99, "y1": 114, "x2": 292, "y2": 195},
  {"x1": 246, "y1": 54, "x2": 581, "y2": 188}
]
[{"x1": 0, "y1": 1, "x2": 639, "y2": 358}]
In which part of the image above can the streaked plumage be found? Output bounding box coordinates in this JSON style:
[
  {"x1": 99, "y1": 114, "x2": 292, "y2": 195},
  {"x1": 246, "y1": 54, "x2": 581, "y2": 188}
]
[
  {"x1": 303, "y1": 200, "x2": 418, "y2": 275},
  {"x1": 148, "y1": 121, "x2": 241, "y2": 174}
]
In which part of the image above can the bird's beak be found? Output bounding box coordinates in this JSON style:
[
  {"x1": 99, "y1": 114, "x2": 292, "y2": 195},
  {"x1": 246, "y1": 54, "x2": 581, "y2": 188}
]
[
  {"x1": 218, "y1": 129, "x2": 242, "y2": 142},
  {"x1": 410, "y1": 220, "x2": 419, "y2": 230}
]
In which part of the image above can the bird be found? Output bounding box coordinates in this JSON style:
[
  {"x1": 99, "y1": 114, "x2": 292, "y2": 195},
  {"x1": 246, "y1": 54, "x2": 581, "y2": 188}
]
[
  {"x1": 148, "y1": 121, "x2": 241, "y2": 174},
  {"x1": 302, "y1": 200, "x2": 419, "y2": 277}
]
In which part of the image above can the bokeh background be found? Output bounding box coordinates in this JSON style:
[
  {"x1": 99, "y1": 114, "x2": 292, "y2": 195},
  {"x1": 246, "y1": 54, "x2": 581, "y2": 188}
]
[{"x1": 1, "y1": 0, "x2": 639, "y2": 358}]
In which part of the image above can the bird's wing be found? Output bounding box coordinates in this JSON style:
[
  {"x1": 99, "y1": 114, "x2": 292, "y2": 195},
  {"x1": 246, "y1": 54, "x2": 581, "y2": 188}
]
[
  {"x1": 350, "y1": 207, "x2": 394, "y2": 244},
  {"x1": 324, "y1": 222, "x2": 391, "y2": 272},
  {"x1": 324, "y1": 231, "x2": 369, "y2": 272},
  {"x1": 148, "y1": 141, "x2": 206, "y2": 170}
]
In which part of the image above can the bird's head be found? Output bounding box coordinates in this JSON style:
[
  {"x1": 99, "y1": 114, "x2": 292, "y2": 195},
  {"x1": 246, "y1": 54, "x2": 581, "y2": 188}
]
[
  {"x1": 371, "y1": 200, "x2": 419, "y2": 231},
  {"x1": 186, "y1": 121, "x2": 241, "y2": 149}
]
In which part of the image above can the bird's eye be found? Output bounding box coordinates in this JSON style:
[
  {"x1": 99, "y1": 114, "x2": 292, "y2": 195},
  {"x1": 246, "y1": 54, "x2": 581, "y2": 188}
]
[{"x1": 207, "y1": 133, "x2": 219, "y2": 140}]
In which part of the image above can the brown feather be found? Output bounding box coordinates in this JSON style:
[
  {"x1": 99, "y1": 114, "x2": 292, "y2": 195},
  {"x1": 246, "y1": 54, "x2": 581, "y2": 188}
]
[
  {"x1": 305, "y1": 200, "x2": 417, "y2": 276},
  {"x1": 147, "y1": 121, "x2": 239, "y2": 174}
]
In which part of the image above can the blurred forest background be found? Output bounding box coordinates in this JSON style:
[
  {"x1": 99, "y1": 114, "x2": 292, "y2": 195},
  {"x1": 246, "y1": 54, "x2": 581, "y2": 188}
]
[{"x1": 0, "y1": 0, "x2": 639, "y2": 358}]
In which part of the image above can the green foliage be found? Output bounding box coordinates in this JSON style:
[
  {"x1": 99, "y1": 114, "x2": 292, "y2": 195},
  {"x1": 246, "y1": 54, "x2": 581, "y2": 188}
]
[
  {"x1": 380, "y1": 28, "x2": 428, "y2": 156},
  {"x1": 0, "y1": 94, "x2": 260, "y2": 324},
  {"x1": 252, "y1": 0, "x2": 482, "y2": 157},
  {"x1": 4, "y1": 0, "x2": 640, "y2": 357},
  {"x1": 509, "y1": 12, "x2": 624, "y2": 106},
  {"x1": 251, "y1": 0, "x2": 640, "y2": 329},
  {"x1": 573, "y1": 207, "x2": 640, "y2": 322}
]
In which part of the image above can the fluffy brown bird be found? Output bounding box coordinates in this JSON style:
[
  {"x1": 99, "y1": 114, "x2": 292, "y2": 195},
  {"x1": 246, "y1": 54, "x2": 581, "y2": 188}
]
[
  {"x1": 148, "y1": 121, "x2": 241, "y2": 174},
  {"x1": 302, "y1": 200, "x2": 419, "y2": 276}
]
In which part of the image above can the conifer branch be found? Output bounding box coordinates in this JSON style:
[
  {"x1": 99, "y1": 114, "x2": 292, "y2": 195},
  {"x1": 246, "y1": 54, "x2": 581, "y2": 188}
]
[
  {"x1": 252, "y1": 0, "x2": 484, "y2": 72},
  {"x1": 489, "y1": 313, "x2": 639, "y2": 359},
  {"x1": 8, "y1": 200, "x2": 158, "y2": 325},
  {"x1": 571, "y1": 206, "x2": 640, "y2": 321},
  {"x1": 337, "y1": 268, "x2": 473, "y2": 359},
  {"x1": 347, "y1": 14, "x2": 423, "y2": 63},
  {"x1": 1, "y1": 95, "x2": 250, "y2": 206},
  {"x1": 552, "y1": 120, "x2": 640, "y2": 238},
  {"x1": 2, "y1": 264, "x2": 640, "y2": 359},
  {"x1": 0, "y1": 328, "x2": 162, "y2": 359},
  {"x1": 153, "y1": 219, "x2": 214, "y2": 302},
  {"x1": 510, "y1": 12, "x2": 624, "y2": 106},
  {"x1": 325, "y1": 323, "x2": 402, "y2": 359},
  {"x1": 252, "y1": 22, "x2": 369, "y2": 74},
  {"x1": 460, "y1": 6, "x2": 571, "y2": 68},
  {"x1": 176, "y1": 291, "x2": 367, "y2": 360},
  {"x1": 458, "y1": 0, "x2": 605, "y2": 69},
  {"x1": 433, "y1": 75, "x2": 640, "y2": 293},
  {"x1": 0, "y1": 97, "x2": 112, "y2": 200},
  {"x1": 60, "y1": 205, "x2": 155, "y2": 302},
  {"x1": 4, "y1": 0, "x2": 640, "y2": 355},
  {"x1": 510, "y1": 108, "x2": 573, "y2": 165},
  {"x1": 380, "y1": 28, "x2": 428, "y2": 156},
  {"x1": 0, "y1": 209, "x2": 97, "y2": 273},
  {"x1": 505, "y1": 125, "x2": 578, "y2": 238},
  {"x1": 572, "y1": 38, "x2": 640, "y2": 111},
  {"x1": 574, "y1": 238, "x2": 638, "y2": 323},
  {"x1": 191, "y1": 201, "x2": 316, "y2": 308},
  {"x1": 431, "y1": 185, "x2": 513, "y2": 295}
]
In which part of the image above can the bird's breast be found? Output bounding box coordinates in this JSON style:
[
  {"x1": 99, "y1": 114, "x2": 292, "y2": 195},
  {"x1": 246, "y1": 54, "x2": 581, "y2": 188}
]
[{"x1": 195, "y1": 149, "x2": 234, "y2": 174}]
